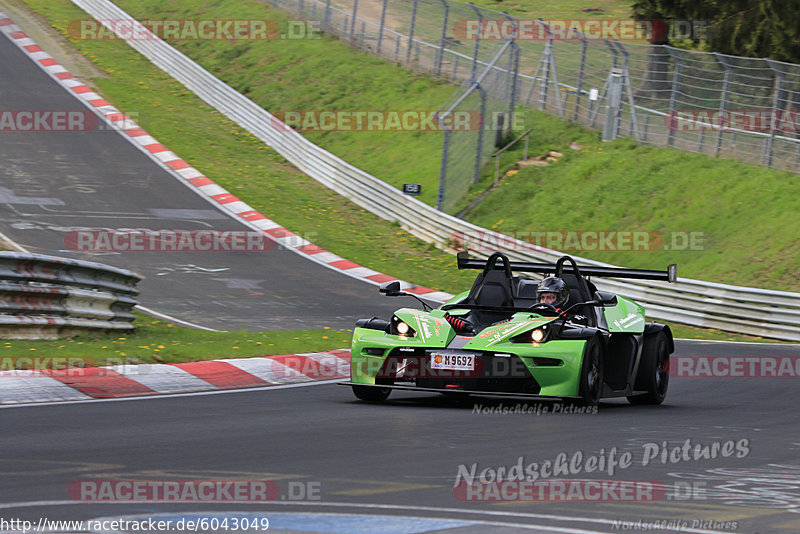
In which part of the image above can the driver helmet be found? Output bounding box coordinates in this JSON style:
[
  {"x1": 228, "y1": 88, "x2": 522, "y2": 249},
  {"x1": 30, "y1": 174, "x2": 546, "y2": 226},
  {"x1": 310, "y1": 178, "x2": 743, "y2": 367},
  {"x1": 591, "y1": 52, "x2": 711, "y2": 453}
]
[{"x1": 537, "y1": 276, "x2": 569, "y2": 308}]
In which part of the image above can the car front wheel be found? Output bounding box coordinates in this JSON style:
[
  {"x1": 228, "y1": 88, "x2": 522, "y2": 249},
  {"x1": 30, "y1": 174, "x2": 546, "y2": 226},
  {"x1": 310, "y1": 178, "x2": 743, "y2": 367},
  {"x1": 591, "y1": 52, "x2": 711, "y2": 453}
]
[{"x1": 576, "y1": 336, "x2": 604, "y2": 407}]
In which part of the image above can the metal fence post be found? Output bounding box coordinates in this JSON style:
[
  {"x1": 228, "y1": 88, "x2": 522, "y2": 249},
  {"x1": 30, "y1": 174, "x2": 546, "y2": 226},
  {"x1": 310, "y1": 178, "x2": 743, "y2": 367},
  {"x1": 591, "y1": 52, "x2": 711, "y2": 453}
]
[
  {"x1": 376, "y1": 0, "x2": 388, "y2": 55},
  {"x1": 503, "y1": 11, "x2": 519, "y2": 133},
  {"x1": 324, "y1": 0, "x2": 332, "y2": 31},
  {"x1": 535, "y1": 20, "x2": 552, "y2": 110},
  {"x1": 714, "y1": 53, "x2": 731, "y2": 157},
  {"x1": 574, "y1": 29, "x2": 587, "y2": 122},
  {"x1": 468, "y1": 3, "x2": 482, "y2": 83},
  {"x1": 533, "y1": 21, "x2": 563, "y2": 116},
  {"x1": 438, "y1": 125, "x2": 451, "y2": 210},
  {"x1": 406, "y1": 0, "x2": 419, "y2": 64},
  {"x1": 764, "y1": 59, "x2": 785, "y2": 168},
  {"x1": 435, "y1": 0, "x2": 450, "y2": 77},
  {"x1": 643, "y1": 114, "x2": 649, "y2": 141},
  {"x1": 615, "y1": 41, "x2": 640, "y2": 140},
  {"x1": 474, "y1": 86, "x2": 487, "y2": 183},
  {"x1": 350, "y1": 0, "x2": 359, "y2": 40},
  {"x1": 666, "y1": 47, "x2": 682, "y2": 147},
  {"x1": 602, "y1": 68, "x2": 624, "y2": 141}
]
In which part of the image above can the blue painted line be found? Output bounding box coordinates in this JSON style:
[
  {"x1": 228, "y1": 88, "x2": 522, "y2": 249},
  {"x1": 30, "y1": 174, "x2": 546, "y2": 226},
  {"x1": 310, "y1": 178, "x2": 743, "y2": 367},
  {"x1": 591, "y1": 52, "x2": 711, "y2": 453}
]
[
  {"x1": 122, "y1": 512, "x2": 477, "y2": 534},
  {"x1": 267, "y1": 512, "x2": 476, "y2": 533}
]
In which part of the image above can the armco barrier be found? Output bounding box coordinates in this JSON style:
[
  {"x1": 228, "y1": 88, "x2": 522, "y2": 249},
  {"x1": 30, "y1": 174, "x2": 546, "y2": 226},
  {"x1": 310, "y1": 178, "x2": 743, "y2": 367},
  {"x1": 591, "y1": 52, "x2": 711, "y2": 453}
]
[
  {"x1": 63, "y1": 1, "x2": 800, "y2": 341},
  {"x1": 0, "y1": 252, "x2": 140, "y2": 338}
]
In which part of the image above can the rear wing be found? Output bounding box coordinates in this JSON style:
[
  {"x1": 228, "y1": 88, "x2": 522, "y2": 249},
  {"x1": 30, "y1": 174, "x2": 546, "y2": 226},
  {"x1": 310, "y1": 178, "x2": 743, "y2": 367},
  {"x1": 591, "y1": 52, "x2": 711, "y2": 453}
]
[{"x1": 457, "y1": 252, "x2": 677, "y2": 283}]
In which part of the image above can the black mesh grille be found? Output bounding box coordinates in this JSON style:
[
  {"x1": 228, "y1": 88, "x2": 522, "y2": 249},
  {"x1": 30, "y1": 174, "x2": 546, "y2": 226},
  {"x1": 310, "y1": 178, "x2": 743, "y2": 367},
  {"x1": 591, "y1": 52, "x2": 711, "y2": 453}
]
[{"x1": 380, "y1": 348, "x2": 540, "y2": 394}]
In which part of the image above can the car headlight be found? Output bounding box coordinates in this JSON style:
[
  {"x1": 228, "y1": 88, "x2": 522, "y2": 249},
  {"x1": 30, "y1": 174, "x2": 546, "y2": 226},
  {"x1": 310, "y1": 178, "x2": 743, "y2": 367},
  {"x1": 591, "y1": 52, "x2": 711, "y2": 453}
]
[
  {"x1": 390, "y1": 316, "x2": 416, "y2": 338},
  {"x1": 511, "y1": 325, "x2": 551, "y2": 344}
]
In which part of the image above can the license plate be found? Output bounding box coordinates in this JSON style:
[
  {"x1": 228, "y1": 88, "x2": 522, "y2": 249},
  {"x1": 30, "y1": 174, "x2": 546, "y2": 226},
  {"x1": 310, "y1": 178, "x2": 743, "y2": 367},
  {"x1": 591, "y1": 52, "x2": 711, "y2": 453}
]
[{"x1": 430, "y1": 352, "x2": 475, "y2": 371}]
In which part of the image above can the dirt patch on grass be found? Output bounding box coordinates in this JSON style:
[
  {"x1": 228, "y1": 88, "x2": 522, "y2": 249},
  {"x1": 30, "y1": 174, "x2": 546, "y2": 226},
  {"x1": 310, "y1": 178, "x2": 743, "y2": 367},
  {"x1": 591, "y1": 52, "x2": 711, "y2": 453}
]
[{"x1": 0, "y1": 0, "x2": 106, "y2": 87}]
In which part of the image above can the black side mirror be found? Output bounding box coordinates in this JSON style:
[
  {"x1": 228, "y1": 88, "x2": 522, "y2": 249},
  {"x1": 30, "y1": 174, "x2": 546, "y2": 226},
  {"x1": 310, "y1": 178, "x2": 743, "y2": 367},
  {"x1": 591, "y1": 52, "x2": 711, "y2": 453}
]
[
  {"x1": 379, "y1": 281, "x2": 402, "y2": 296},
  {"x1": 595, "y1": 291, "x2": 618, "y2": 306}
]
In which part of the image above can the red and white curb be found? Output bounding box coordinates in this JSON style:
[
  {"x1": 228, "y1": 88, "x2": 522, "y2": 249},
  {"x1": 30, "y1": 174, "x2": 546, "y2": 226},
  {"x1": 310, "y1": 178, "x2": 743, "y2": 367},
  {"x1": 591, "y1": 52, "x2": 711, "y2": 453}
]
[
  {"x1": 0, "y1": 12, "x2": 453, "y2": 304},
  {"x1": 0, "y1": 350, "x2": 351, "y2": 404}
]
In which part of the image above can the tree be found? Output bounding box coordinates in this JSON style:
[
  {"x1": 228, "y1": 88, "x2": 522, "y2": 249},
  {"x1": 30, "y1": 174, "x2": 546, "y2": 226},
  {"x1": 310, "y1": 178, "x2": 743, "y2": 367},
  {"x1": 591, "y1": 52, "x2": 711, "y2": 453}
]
[{"x1": 632, "y1": 0, "x2": 800, "y2": 63}]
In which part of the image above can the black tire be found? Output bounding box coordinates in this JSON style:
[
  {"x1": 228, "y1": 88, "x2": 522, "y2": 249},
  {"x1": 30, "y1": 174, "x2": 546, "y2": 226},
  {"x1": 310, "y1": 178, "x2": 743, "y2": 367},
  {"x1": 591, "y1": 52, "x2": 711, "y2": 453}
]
[
  {"x1": 627, "y1": 331, "x2": 670, "y2": 405},
  {"x1": 576, "y1": 336, "x2": 604, "y2": 407},
  {"x1": 352, "y1": 385, "x2": 391, "y2": 402}
]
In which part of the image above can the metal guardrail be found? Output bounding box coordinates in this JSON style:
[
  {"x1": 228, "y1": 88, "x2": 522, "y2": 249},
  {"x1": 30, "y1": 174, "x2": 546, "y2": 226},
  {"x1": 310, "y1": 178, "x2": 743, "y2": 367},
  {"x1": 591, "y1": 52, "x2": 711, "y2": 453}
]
[
  {"x1": 67, "y1": 1, "x2": 800, "y2": 341},
  {"x1": 0, "y1": 252, "x2": 141, "y2": 338}
]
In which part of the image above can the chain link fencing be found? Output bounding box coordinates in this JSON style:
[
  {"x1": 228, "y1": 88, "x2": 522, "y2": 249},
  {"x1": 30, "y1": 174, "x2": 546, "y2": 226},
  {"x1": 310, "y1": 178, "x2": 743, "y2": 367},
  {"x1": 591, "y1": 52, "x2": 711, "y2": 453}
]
[{"x1": 267, "y1": 0, "x2": 800, "y2": 211}]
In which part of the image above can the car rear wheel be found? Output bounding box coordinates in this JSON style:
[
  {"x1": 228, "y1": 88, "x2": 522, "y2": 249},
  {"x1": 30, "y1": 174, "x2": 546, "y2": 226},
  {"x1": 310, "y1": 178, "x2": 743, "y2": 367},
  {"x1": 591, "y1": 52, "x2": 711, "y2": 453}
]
[
  {"x1": 576, "y1": 336, "x2": 604, "y2": 407},
  {"x1": 627, "y1": 331, "x2": 669, "y2": 405},
  {"x1": 352, "y1": 385, "x2": 391, "y2": 402}
]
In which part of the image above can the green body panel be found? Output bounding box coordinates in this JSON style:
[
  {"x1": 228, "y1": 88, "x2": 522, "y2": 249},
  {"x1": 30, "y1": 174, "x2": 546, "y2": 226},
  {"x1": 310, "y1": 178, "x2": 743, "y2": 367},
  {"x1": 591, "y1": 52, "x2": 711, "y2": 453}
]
[
  {"x1": 602, "y1": 296, "x2": 646, "y2": 333},
  {"x1": 443, "y1": 291, "x2": 469, "y2": 306},
  {"x1": 486, "y1": 340, "x2": 588, "y2": 396},
  {"x1": 350, "y1": 308, "x2": 589, "y2": 396}
]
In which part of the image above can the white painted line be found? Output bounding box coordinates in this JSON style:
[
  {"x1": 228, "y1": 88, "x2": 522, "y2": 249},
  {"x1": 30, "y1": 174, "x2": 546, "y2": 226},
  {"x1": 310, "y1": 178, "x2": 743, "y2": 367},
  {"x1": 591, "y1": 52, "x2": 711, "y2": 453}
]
[
  {"x1": 134, "y1": 305, "x2": 219, "y2": 331},
  {"x1": 151, "y1": 151, "x2": 181, "y2": 163},
  {"x1": 675, "y1": 337, "x2": 796, "y2": 346},
  {"x1": 296, "y1": 353, "x2": 350, "y2": 376},
  {"x1": 0, "y1": 372, "x2": 91, "y2": 403},
  {"x1": 0, "y1": 378, "x2": 342, "y2": 409},
  {"x1": 279, "y1": 236, "x2": 310, "y2": 248},
  {"x1": 61, "y1": 78, "x2": 84, "y2": 87},
  {"x1": 223, "y1": 201, "x2": 250, "y2": 213},
  {"x1": 43, "y1": 64, "x2": 67, "y2": 74},
  {"x1": 78, "y1": 91, "x2": 102, "y2": 101},
  {"x1": 198, "y1": 184, "x2": 229, "y2": 197},
  {"x1": 130, "y1": 134, "x2": 158, "y2": 145},
  {"x1": 340, "y1": 266, "x2": 380, "y2": 278},
  {"x1": 221, "y1": 357, "x2": 308, "y2": 384},
  {"x1": 249, "y1": 219, "x2": 282, "y2": 230},
  {"x1": 105, "y1": 364, "x2": 212, "y2": 393},
  {"x1": 305, "y1": 251, "x2": 341, "y2": 264},
  {"x1": 175, "y1": 167, "x2": 204, "y2": 180}
]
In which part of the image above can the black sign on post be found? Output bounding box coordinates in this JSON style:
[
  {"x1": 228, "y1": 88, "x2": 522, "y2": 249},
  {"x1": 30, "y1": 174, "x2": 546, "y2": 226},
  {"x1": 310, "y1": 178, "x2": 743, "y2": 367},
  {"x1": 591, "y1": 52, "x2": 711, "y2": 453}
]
[{"x1": 403, "y1": 183, "x2": 422, "y2": 196}]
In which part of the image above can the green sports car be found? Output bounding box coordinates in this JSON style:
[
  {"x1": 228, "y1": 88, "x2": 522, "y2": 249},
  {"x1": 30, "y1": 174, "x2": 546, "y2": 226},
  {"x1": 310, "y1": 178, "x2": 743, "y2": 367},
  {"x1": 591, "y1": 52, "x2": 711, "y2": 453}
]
[{"x1": 341, "y1": 252, "x2": 677, "y2": 407}]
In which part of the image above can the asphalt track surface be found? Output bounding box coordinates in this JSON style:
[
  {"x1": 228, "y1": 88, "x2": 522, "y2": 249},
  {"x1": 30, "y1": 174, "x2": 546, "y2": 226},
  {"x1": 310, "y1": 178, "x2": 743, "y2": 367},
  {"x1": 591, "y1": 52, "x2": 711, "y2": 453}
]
[
  {"x1": 2, "y1": 12, "x2": 800, "y2": 534},
  {"x1": 3, "y1": 340, "x2": 800, "y2": 533},
  {"x1": 0, "y1": 28, "x2": 401, "y2": 332}
]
